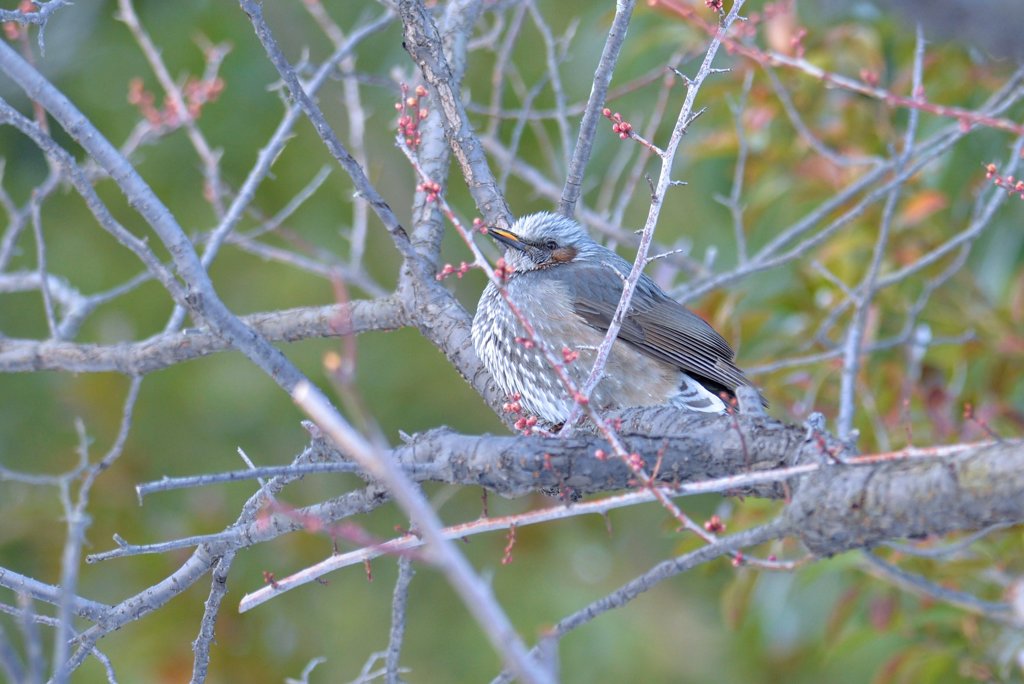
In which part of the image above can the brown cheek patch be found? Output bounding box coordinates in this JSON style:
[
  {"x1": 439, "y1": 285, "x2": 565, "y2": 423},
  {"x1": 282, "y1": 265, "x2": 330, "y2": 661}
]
[{"x1": 551, "y1": 246, "x2": 577, "y2": 263}]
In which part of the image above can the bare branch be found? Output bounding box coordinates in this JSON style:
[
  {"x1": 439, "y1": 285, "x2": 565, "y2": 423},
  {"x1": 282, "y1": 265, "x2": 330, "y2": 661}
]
[
  {"x1": 566, "y1": 0, "x2": 746, "y2": 427},
  {"x1": 292, "y1": 382, "x2": 553, "y2": 684},
  {"x1": 492, "y1": 518, "x2": 789, "y2": 684},
  {"x1": 560, "y1": 0, "x2": 637, "y2": 216},
  {"x1": 862, "y1": 553, "x2": 1015, "y2": 624},
  {"x1": 0, "y1": 299, "x2": 403, "y2": 374},
  {"x1": 190, "y1": 550, "x2": 236, "y2": 684},
  {"x1": 837, "y1": 25, "x2": 926, "y2": 440},
  {"x1": 399, "y1": 0, "x2": 513, "y2": 227},
  {"x1": 385, "y1": 556, "x2": 415, "y2": 684}
]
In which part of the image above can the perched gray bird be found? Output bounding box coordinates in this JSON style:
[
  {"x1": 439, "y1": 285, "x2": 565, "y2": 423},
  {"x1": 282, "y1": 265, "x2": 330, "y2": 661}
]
[{"x1": 472, "y1": 212, "x2": 760, "y2": 425}]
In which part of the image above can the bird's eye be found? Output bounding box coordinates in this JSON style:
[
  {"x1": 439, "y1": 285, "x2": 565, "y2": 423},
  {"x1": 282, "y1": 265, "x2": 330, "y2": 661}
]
[{"x1": 544, "y1": 240, "x2": 558, "y2": 251}]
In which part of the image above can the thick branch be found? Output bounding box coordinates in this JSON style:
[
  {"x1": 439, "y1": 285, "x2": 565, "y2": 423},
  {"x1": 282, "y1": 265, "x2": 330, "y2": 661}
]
[
  {"x1": 390, "y1": 409, "x2": 1024, "y2": 558},
  {"x1": 396, "y1": 409, "x2": 806, "y2": 497},
  {"x1": 787, "y1": 440, "x2": 1024, "y2": 555},
  {"x1": 0, "y1": 299, "x2": 403, "y2": 374}
]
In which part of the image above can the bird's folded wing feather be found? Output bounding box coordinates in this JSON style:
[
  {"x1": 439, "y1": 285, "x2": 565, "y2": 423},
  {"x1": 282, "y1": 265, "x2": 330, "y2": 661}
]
[{"x1": 569, "y1": 267, "x2": 752, "y2": 391}]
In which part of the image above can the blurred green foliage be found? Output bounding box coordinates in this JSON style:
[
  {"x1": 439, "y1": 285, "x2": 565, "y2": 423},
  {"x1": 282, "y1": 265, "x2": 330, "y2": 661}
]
[{"x1": 1, "y1": 0, "x2": 1023, "y2": 682}]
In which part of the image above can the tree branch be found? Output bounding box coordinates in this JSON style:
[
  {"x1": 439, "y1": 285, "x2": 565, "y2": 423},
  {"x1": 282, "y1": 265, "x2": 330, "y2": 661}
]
[
  {"x1": 0, "y1": 299, "x2": 404, "y2": 374},
  {"x1": 559, "y1": 0, "x2": 637, "y2": 216},
  {"x1": 399, "y1": 0, "x2": 513, "y2": 227}
]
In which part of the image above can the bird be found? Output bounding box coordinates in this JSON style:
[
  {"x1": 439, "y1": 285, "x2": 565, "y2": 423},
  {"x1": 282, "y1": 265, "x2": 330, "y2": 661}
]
[{"x1": 471, "y1": 212, "x2": 761, "y2": 426}]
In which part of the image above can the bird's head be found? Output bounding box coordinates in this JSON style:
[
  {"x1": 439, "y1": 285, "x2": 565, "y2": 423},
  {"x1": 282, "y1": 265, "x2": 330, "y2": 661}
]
[{"x1": 484, "y1": 212, "x2": 601, "y2": 274}]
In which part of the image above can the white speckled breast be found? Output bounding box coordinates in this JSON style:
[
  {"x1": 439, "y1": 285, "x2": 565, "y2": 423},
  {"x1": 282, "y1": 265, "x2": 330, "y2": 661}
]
[{"x1": 472, "y1": 272, "x2": 695, "y2": 424}]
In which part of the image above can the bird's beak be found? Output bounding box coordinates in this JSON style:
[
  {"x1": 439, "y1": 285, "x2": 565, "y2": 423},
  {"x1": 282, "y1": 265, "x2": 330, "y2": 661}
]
[{"x1": 485, "y1": 227, "x2": 528, "y2": 252}]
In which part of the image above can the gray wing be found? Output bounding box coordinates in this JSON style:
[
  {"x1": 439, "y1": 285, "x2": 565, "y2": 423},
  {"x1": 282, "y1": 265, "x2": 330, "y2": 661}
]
[{"x1": 569, "y1": 264, "x2": 754, "y2": 394}]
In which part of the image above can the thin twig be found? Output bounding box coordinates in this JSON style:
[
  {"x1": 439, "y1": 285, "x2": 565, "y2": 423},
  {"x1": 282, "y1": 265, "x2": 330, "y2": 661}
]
[
  {"x1": 559, "y1": 0, "x2": 637, "y2": 216},
  {"x1": 190, "y1": 550, "x2": 236, "y2": 684},
  {"x1": 837, "y1": 25, "x2": 925, "y2": 441},
  {"x1": 385, "y1": 556, "x2": 416, "y2": 684},
  {"x1": 491, "y1": 518, "x2": 790, "y2": 684},
  {"x1": 862, "y1": 553, "x2": 1015, "y2": 624}
]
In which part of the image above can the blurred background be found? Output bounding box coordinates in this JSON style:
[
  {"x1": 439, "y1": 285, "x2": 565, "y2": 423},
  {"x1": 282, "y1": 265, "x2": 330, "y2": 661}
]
[{"x1": 1, "y1": 0, "x2": 1023, "y2": 681}]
